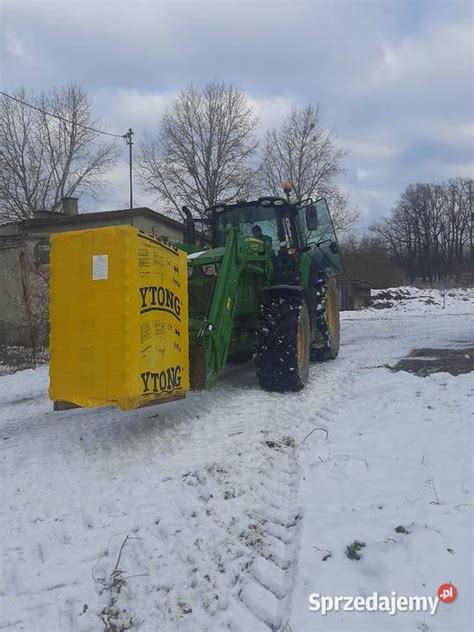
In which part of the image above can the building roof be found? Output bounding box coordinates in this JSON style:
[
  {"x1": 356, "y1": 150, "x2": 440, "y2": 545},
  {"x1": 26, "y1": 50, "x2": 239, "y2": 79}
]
[{"x1": 19, "y1": 207, "x2": 184, "y2": 230}]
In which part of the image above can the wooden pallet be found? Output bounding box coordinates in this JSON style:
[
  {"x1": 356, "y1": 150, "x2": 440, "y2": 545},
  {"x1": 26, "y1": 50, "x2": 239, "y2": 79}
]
[{"x1": 53, "y1": 392, "x2": 186, "y2": 412}]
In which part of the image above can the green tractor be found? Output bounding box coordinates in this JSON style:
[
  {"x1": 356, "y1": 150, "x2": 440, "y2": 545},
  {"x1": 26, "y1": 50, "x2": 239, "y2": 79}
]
[{"x1": 179, "y1": 192, "x2": 343, "y2": 392}]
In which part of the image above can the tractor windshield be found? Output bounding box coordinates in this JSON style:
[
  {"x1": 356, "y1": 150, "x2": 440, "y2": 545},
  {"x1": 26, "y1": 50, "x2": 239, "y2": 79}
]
[{"x1": 213, "y1": 205, "x2": 289, "y2": 251}]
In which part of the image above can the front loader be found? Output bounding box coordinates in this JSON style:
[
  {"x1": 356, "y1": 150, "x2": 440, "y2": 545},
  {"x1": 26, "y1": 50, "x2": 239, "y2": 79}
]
[{"x1": 49, "y1": 193, "x2": 342, "y2": 410}]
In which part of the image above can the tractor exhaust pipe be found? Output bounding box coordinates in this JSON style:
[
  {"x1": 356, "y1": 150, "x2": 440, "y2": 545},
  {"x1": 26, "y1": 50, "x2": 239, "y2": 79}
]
[{"x1": 182, "y1": 206, "x2": 196, "y2": 245}]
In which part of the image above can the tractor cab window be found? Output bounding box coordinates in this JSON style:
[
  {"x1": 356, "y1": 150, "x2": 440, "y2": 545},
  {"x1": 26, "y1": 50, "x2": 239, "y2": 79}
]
[
  {"x1": 214, "y1": 205, "x2": 288, "y2": 253},
  {"x1": 297, "y1": 199, "x2": 343, "y2": 275},
  {"x1": 240, "y1": 220, "x2": 279, "y2": 251}
]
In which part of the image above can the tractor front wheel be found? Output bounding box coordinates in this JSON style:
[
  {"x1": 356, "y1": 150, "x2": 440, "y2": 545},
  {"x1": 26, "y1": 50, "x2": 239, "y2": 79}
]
[{"x1": 255, "y1": 293, "x2": 310, "y2": 392}]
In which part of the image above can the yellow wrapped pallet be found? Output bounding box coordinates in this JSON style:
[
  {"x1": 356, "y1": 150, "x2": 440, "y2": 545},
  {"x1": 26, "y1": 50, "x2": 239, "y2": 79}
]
[{"x1": 49, "y1": 226, "x2": 189, "y2": 410}]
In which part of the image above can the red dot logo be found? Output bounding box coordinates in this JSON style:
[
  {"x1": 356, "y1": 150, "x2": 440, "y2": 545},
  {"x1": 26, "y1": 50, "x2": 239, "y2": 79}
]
[{"x1": 437, "y1": 583, "x2": 458, "y2": 603}]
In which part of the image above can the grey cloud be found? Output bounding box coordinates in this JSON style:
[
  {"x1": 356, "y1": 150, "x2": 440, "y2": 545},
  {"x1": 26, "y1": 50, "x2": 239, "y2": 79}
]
[{"x1": 1, "y1": 0, "x2": 472, "y2": 227}]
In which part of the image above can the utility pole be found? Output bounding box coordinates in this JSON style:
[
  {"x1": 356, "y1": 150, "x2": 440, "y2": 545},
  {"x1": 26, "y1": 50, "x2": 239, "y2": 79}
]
[{"x1": 124, "y1": 128, "x2": 134, "y2": 209}]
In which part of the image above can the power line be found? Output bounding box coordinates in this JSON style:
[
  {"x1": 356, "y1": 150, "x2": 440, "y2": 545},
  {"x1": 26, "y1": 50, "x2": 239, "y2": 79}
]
[
  {"x1": 1, "y1": 89, "x2": 135, "y2": 209},
  {"x1": 0, "y1": 90, "x2": 126, "y2": 139}
]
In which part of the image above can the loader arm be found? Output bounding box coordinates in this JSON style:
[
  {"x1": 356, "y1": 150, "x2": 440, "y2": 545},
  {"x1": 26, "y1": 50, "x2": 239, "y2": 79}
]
[{"x1": 199, "y1": 227, "x2": 244, "y2": 387}]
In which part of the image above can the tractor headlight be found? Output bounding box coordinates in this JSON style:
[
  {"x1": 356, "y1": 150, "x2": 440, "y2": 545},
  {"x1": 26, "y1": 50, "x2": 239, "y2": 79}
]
[{"x1": 202, "y1": 264, "x2": 217, "y2": 276}]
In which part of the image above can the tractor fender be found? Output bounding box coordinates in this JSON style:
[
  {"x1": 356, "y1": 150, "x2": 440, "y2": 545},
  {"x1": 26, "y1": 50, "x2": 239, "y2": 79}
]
[{"x1": 262, "y1": 285, "x2": 319, "y2": 331}]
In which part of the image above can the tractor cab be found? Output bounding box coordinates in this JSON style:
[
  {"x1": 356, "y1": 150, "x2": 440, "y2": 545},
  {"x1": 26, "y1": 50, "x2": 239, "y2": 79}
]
[
  {"x1": 204, "y1": 196, "x2": 343, "y2": 280},
  {"x1": 207, "y1": 197, "x2": 292, "y2": 253}
]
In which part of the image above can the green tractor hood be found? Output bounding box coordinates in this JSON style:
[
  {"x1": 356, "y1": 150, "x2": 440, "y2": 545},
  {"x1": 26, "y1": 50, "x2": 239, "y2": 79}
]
[{"x1": 187, "y1": 247, "x2": 225, "y2": 265}]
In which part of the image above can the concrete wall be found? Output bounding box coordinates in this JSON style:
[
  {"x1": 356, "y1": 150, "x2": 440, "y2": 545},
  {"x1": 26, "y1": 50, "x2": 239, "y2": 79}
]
[{"x1": 0, "y1": 239, "x2": 28, "y2": 330}]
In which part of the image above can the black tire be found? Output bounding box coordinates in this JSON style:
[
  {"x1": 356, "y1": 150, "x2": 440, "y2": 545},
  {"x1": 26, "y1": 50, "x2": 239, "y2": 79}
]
[
  {"x1": 255, "y1": 293, "x2": 310, "y2": 392},
  {"x1": 311, "y1": 277, "x2": 340, "y2": 361}
]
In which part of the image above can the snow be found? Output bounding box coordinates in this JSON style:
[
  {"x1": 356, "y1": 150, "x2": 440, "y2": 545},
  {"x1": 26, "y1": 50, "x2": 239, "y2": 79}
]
[
  {"x1": 355, "y1": 286, "x2": 473, "y2": 318},
  {"x1": 1, "y1": 288, "x2": 473, "y2": 631},
  {"x1": 187, "y1": 251, "x2": 207, "y2": 260}
]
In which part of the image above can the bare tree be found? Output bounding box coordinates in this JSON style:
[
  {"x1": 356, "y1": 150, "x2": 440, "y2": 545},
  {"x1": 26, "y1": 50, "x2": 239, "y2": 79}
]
[
  {"x1": 139, "y1": 81, "x2": 258, "y2": 219},
  {"x1": 341, "y1": 232, "x2": 405, "y2": 288},
  {"x1": 371, "y1": 177, "x2": 474, "y2": 281},
  {"x1": 0, "y1": 84, "x2": 117, "y2": 221},
  {"x1": 259, "y1": 104, "x2": 357, "y2": 232}
]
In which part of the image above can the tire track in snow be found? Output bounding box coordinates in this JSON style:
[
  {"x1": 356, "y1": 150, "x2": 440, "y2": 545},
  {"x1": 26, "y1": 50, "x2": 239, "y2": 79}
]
[
  {"x1": 222, "y1": 361, "x2": 359, "y2": 631},
  {"x1": 227, "y1": 440, "x2": 301, "y2": 631}
]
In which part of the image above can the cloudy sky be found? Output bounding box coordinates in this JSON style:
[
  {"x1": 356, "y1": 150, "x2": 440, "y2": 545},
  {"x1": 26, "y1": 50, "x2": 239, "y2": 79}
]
[{"x1": 1, "y1": 0, "x2": 473, "y2": 229}]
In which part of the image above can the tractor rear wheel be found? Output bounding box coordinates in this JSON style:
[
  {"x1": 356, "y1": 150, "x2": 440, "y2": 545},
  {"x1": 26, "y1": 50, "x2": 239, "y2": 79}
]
[
  {"x1": 255, "y1": 293, "x2": 310, "y2": 392},
  {"x1": 311, "y1": 277, "x2": 340, "y2": 361}
]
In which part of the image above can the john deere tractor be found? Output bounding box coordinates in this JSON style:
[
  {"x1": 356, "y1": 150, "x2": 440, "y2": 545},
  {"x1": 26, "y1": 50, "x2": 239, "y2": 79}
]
[{"x1": 179, "y1": 194, "x2": 343, "y2": 392}]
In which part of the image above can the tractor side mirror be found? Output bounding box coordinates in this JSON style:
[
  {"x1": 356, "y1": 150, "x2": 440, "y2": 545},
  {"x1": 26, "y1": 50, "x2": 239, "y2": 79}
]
[{"x1": 305, "y1": 205, "x2": 318, "y2": 231}]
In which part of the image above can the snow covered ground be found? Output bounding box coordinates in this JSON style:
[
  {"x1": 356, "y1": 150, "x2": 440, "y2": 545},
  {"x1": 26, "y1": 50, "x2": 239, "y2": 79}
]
[{"x1": 1, "y1": 288, "x2": 473, "y2": 632}]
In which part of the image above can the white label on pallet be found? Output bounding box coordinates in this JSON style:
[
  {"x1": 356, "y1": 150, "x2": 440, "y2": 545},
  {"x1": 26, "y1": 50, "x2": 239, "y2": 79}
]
[{"x1": 92, "y1": 255, "x2": 108, "y2": 280}]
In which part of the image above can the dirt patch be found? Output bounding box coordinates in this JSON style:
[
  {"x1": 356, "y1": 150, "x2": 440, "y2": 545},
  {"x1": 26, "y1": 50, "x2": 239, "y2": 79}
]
[
  {"x1": 345, "y1": 541, "x2": 366, "y2": 560},
  {"x1": 371, "y1": 288, "x2": 441, "y2": 309},
  {"x1": 392, "y1": 347, "x2": 474, "y2": 376},
  {"x1": 373, "y1": 301, "x2": 394, "y2": 310},
  {"x1": 265, "y1": 436, "x2": 296, "y2": 450},
  {"x1": 374, "y1": 289, "x2": 410, "y2": 302}
]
